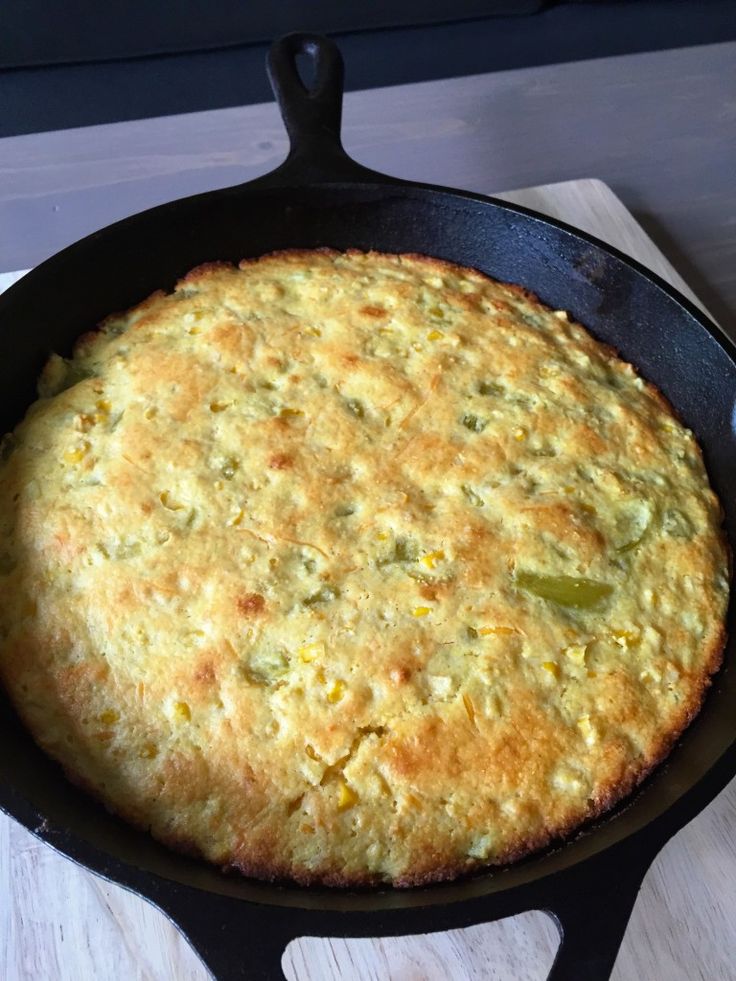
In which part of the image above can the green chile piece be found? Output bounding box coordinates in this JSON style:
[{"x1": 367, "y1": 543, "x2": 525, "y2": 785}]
[
  {"x1": 662, "y1": 508, "x2": 694, "y2": 539},
  {"x1": 516, "y1": 571, "x2": 613, "y2": 609},
  {"x1": 616, "y1": 533, "x2": 646, "y2": 554},
  {"x1": 303, "y1": 584, "x2": 340, "y2": 606}
]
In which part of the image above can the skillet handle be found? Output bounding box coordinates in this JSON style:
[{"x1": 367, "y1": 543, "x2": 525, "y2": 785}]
[
  {"x1": 544, "y1": 848, "x2": 653, "y2": 981},
  {"x1": 262, "y1": 33, "x2": 383, "y2": 185},
  {"x1": 157, "y1": 891, "x2": 296, "y2": 980}
]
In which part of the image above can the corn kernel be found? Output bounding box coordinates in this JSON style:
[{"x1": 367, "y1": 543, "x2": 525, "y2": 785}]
[
  {"x1": 304, "y1": 326, "x2": 322, "y2": 337},
  {"x1": 462, "y1": 693, "x2": 476, "y2": 726},
  {"x1": 64, "y1": 441, "x2": 90, "y2": 464},
  {"x1": 612, "y1": 629, "x2": 639, "y2": 648},
  {"x1": 577, "y1": 715, "x2": 597, "y2": 745},
  {"x1": 427, "y1": 329, "x2": 444, "y2": 341},
  {"x1": 173, "y1": 701, "x2": 191, "y2": 721},
  {"x1": 227, "y1": 508, "x2": 244, "y2": 527},
  {"x1": 139, "y1": 742, "x2": 158, "y2": 759},
  {"x1": 542, "y1": 661, "x2": 560, "y2": 678},
  {"x1": 160, "y1": 490, "x2": 185, "y2": 511},
  {"x1": 299, "y1": 641, "x2": 325, "y2": 663},
  {"x1": 513, "y1": 427, "x2": 527, "y2": 441},
  {"x1": 337, "y1": 781, "x2": 358, "y2": 811},
  {"x1": 96, "y1": 399, "x2": 111, "y2": 414},
  {"x1": 305, "y1": 744, "x2": 321, "y2": 761},
  {"x1": 144, "y1": 406, "x2": 158, "y2": 420},
  {"x1": 280, "y1": 407, "x2": 304, "y2": 417},
  {"x1": 98, "y1": 709, "x2": 119, "y2": 725},
  {"x1": 376, "y1": 531, "x2": 389, "y2": 540},
  {"x1": 412, "y1": 606, "x2": 431, "y2": 617},
  {"x1": 565, "y1": 644, "x2": 587, "y2": 665},
  {"x1": 209, "y1": 400, "x2": 231, "y2": 413},
  {"x1": 478, "y1": 625, "x2": 516, "y2": 636},
  {"x1": 420, "y1": 549, "x2": 445, "y2": 569},
  {"x1": 326, "y1": 679, "x2": 346, "y2": 704}
]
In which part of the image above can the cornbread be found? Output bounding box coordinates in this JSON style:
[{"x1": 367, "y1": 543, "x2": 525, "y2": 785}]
[{"x1": 0, "y1": 249, "x2": 728, "y2": 886}]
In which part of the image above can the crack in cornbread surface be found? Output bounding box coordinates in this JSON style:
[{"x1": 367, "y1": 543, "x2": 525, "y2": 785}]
[{"x1": 0, "y1": 249, "x2": 728, "y2": 886}]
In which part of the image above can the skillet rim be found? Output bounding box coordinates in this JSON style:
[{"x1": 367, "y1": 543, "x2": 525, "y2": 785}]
[
  {"x1": 2, "y1": 173, "x2": 735, "y2": 363},
  {"x1": 0, "y1": 175, "x2": 735, "y2": 903}
]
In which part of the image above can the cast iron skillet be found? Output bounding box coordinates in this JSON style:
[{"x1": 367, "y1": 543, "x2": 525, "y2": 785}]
[{"x1": 1, "y1": 32, "x2": 735, "y2": 981}]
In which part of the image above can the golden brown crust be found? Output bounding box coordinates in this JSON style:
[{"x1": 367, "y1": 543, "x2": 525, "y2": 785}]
[{"x1": 0, "y1": 248, "x2": 729, "y2": 887}]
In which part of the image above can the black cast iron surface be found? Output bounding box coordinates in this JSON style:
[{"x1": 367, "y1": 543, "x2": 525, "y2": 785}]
[{"x1": 1, "y1": 33, "x2": 735, "y2": 981}]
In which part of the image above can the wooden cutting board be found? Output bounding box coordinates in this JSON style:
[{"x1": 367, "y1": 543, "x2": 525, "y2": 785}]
[{"x1": 1, "y1": 178, "x2": 735, "y2": 981}]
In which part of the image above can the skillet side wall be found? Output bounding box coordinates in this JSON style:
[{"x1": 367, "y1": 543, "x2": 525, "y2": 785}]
[{"x1": 0, "y1": 182, "x2": 735, "y2": 911}]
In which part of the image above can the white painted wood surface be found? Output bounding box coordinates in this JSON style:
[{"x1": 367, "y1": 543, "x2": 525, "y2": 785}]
[{"x1": 1, "y1": 178, "x2": 735, "y2": 981}]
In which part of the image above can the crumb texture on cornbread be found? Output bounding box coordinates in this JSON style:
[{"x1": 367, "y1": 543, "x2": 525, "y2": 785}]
[{"x1": 0, "y1": 249, "x2": 728, "y2": 886}]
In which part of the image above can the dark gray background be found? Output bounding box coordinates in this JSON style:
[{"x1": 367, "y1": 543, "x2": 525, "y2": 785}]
[
  {"x1": 1, "y1": 0, "x2": 735, "y2": 137},
  {"x1": 2, "y1": 43, "x2": 734, "y2": 336}
]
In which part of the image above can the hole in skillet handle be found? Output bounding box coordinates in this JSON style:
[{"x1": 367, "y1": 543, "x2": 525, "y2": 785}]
[
  {"x1": 262, "y1": 32, "x2": 386, "y2": 186},
  {"x1": 268, "y1": 33, "x2": 344, "y2": 151}
]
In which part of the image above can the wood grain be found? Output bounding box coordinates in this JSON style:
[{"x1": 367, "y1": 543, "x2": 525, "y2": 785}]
[{"x1": 1, "y1": 178, "x2": 735, "y2": 980}]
